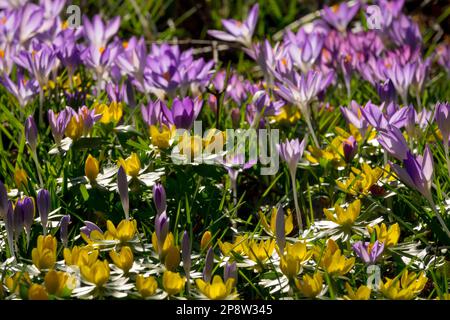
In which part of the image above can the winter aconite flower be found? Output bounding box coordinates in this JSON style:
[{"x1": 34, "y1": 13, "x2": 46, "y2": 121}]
[
  {"x1": 150, "y1": 125, "x2": 173, "y2": 149},
  {"x1": 379, "y1": 270, "x2": 427, "y2": 300},
  {"x1": 64, "y1": 246, "x2": 99, "y2": 267},
  {"x1": 196, "y1": 275, "x2": 237, "y2": 300},
  {"x1": 295, "y1": 273, "x2": 323, "y2": 298},
  {"x1": 14, "y1": 167, "x2": 28, "y2": 188},
  {"x1": 162, "y1": 271, "x2": 185, "y2": 296},
  {"x1": 81, "y1": 260, "x2": 110, "y2": 287},
  {"x1": 32, "y1": 235, "x2": 57, "y2": 270},
  {"x1": 367, "y1": 223, "x2": 400, "y2": 247},
  {"x1": 109, "y1": 246, "x2": 134, "y2": 273},
  {"x1": 106, "y1": 219, "x2": 137, "y2": 244},
  {"x1": 44, "y1": 270, "x2": 73, "y2": 297},
  {"x1": 118, "y1": 153, "x2": 141, "y2": 177},
  {"x1": 28, "y1": 284, "x2": 49, "y2": 300},
  {"x1": 324, "y1": 199, "x2": 361, "y2": 227},
  {"x1": 317, "y1": 239, "x2": 354, "y2": 276},
  {"x1": 85, "y1": 154, "x2": 100, "y2": 183},
  {"x1": 136, "y1": 275, "x2": 158, "y2": 298},
  {"x1": 344, "y1": 283, "x2": 371, "y2": 300}
]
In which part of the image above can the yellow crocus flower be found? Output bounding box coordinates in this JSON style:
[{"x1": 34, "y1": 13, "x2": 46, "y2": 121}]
[
  {"x1": 270, "y1": 105, "x2": 301, "y2": 125},
  {"x1": 80, "y1": 260, "x2": 110, "y2": 287},
  {"x1": 5, "y1": 272, "x2": 32, "y2": 294},
  {"x1": 379, "y1": 270, "x2": 427, "y2": 300},
  {"x1": 32, "y1": 235, "x2": 57, "y2": 270},
  {"x1": 85, "y1": 154, "x2": 100, "y2": 182},
  {"x1": 196, "y1": 275, "x2": 237, "y2": 300},
  {"x1": 136, "y1": 275, "x2": 158, "y2": 298},
  {"x1": 162, "y1": 271, "x2": 185, "y2": 296},
  {"x1": 295, "y1": 273, "x2": 323, "y2": 298},
  {"x1": 28, "y1": 284, "x2": 49, "y2": 300},
  {"x1": 95, "y1": 101, "x2": 123, "y2": 124},
  {"x1": 118, "y1": 153, "x2": 141, "y2": 177},
  {"x1": 109, "y1": 246, "x2": 134, "y2": 273},
  {"x1": 105, "y1": 219, "x2": 137, "y2": 243},
  {"x1": 14, "y1": 167, "x2": 28, "y2": 189},
  {"x1": 150, "y1": 124, "x2": 173, "y2": 149},
  {"x1": 305, "y1": 136, "x2": 345, "y2": 168},
  {"x1": 259, "y1": 207, "x2": 294, "y2": 236},
  {"x1": 367, "y1": 223, "x2": 400, "y2": 247},
  {"x1": 323, "y1": 199, "x2": 361, "y2": 227},
  {"x1": 344, "y1": 283, "x2": 371, "y2": 300},
  {"x1": 336, "y1": 163, "x2": 383, "y2": 196}
]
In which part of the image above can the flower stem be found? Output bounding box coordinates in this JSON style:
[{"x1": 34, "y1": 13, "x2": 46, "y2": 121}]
[
  {"x1": 445, "y1": 143, "x2": 450, "y2": 180},
  {"x1": 31, "y1": 150, "x2": 44, "y2": 188},
  {"x1": 290, "y1": 170, "x2": 303, "y2": 232}
]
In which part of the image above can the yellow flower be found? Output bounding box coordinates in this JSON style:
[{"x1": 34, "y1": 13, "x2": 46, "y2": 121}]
[
  {"x1": 196, "y1": 275, "x2": 237, "y2": 300},
  {"x1": 336, "y1": 164, "x2": 383, "y2": 196},
  {"x1": 95, "y1": 101, "x2": 123, "y2": 124},
  {"x1": 280, "y1": 242, "x2": 312, "y2": 278},
  {"x1": 367, "y1": 223, "x2": 400, "y2": 247},
  {"x1": 109, "y1": 246, "x2": 134, "y2": 273},
  {"x1": 218, "y1": 235, "x2": 248, "y2": 257},
  {"x1": 280, "y1": 254, "x2": 301, "y2": 279},
  {"x1": 106, "y1": 219, "x2": 137, "y2": 243},
  {"x1": 335, "y1": 125, "x2": 376, "y2": 144},
  {"x1": 270, "y1": 105, "x2": 301, "y2": 125},
  {"x1": 162, "y1": 271, "x2": 185, "y2": 296},
  {"x1": 85, "y1": 154, "x2": 100, "y2": 182},
  {"x1": 318, "y1": 239, "x2": 355, "y2": 276},
  {"x1": 200, "y1": 231, "x2": 212, "y2": 251},
  {"x1": 150, "y1": 125, "x2": 173, "y2": 149},
  {"x1": 323, "y1": 199, "x2": 361, "y2": 227},
  {"x1": 152, "y1": 232, "x2": 175, "y2": 258},
  {"x1": 295, "y1": 273, "x2": 323, "y2": 298},
  {"x1": 118, "y1": 153, "x2": 141, "y2": 177},
  {"x1": 245, "y1": 239, "x2": 275, "y2": 264},
  {"x1": 64, "y1": 246, "x2": 99, "y2": 267},
  {"x1": 379, "y1": 270, "x2": 427, "y2": 300},
  {"x1": 5, "y1": 272, "x2": 32, "y2": 294},
  {"x1": 14, "y1": 168, "x2": 28, "y2": 188},
  {"x1": 164, "y1": 246, "x2": 180, "y2": 271},
  {"x1": 136, "y1": 275, "x2": 158, "y2": 298},
  {"x1": 32, "y1": 235, "x2": 57, "y2": 270},
  {"x1": 80, "y1": 260, "x2": 110, "y2": 287},
  {"x1": 28, "y1": 284, "x2": 49, "y2": 300},
  {"x1": 44, "y1": 270, "x2": 72, "y2": 297},
  {"x1": 65, "y1": 115, "x2": 84, "y2": 140},
  {"x1": 178, "y1": 133, "x2": 203, "y2": 159},
  {"x1": 344, "y1": 283, "x2": 371, "y2": 300},
  {"x1": 305, "y1": 137, "x2": 345, "y2": 168},
  {"x1": 203, "y1": 129, "x2": 225, "y2": 151},
  {"x1": 259, "y1": 207, "x2": 294, "y2": 236}
]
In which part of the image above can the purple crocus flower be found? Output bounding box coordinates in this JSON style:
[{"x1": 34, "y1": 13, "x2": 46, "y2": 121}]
[
  {"x1": 116, "y1": 36, "x2": 148, "y2": 89},
  {"x1": 155, "y1": 211, "x2": 169, "y2": 255},
  {"x1": 246, "y1": 90, "x2": 283, "y2": 128},
  {"x1": 1, "y1": 72, "x2": 39, "y2": 107},
  {"x1": 436, "y1": 44, "x2": 450, "y2": 75},
  {"x1": 15, "y1": 196, "x2": 35, "y2": 246},
  {"x1": 16, "y1": 3, "x2": 44, "y2": 45},
  {"x1": 59, "y1": 214, "x2": 71, "y2": 248},
  {"x1": 435, "y1": 102, "x2": 450, "y2": 145},
  {"x1": 361, "y1": 102, "x2": 408, "y2": 131},
  {"x1": 54, "y1": 28, "x2": 82, "y2": 78},
  {"x1": 208, "y1": 4, "x2": 259, "y2": 47},
  {"x1": 203, "y1": 247, "x2": 214, "y2": 282},
  {"x1": 117, "y1": 166, "x2": 129, "y2": 220},
  {"x1": 340, "y1": 101, "x2": 370, "y2": 138},
  {"x1": 25, "y1": 115, "x2": 38, "y2": 152},
  {"x1": 353, "y1": 240, "x2": 384, "y2": 264},
  {"x1": 153, "y1": 183, "x2": 167, "y2": 216},
  {"x1": 384, "y1": 60, "x2": 416, "y2": 104},
  {"x1": 275, "y1": 207, "x2": 285, "y2": 253},
  {"x1": 321, "y1": 2, "x2": 360, "y2": 33},
  {"x1": 5, "y1": 200, "x2": 15, "y2": 257},
  {"x1": 48, "y1": 108, "x2": 72, "y2": 144},
  {"x1": 343, "y1": 136, "x2": 357, "y2": 163},
  {"x1": 141, "y1": 99, "x2": 172, "y2": 127},
  {"x1": 376, "y1": 79, "x2": 397, "y2": 104},
  {"x1": 285, "y1": 28, "x2": 325, "y2": 73},
  {"x1": 378, "y1": 126, "x2": 409, "y2": 161},
  {"x1": 80, "y1": 221, "x2": 103, "y2": 237},
  {"x1": 82, "y1": 14, "x2": 120, "y2": 51},
  {"x1": 37, "y1": 189, "x2": 50, "y2": 235},
  {"x1": 224, "y1": 261, "x2": 238, "y2": 284},
  {"x1": 0, "y1": 181, "x2": 8, "y2": 220},
  {"x1": 278, "y1": 137, "x2": 308, "y2": 176},
  {"x1": 164, "y1": 97, "x2": 203, "y2": 130},
  {"x1": 182, "y1": 231, "x2": 191, "y2": 280}
]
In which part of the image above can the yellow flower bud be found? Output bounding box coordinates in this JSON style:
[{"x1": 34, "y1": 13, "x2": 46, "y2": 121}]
[
  {"x1": 80, "y1": 260, "x2": 110, "y2": 287},
  {"x1": 28, "y1": 284, "x2": 49, "y2": 300},
  {"x1": 150, "y1": 125, "x2": 173, "y2": 149},
  {"x1": 32, "y1": 235, "x2": 57, "y2": 270},
  {"x1": 65, "y1": 115, "x2": 84, "y2": 140},
  {"x1": 136, "y1": 275, "x2": 158, "y2": 298},
  {"x1": 164, "y1": 246, "x2": 180, "y2": 271},
  {"x1": 14, "y1": 168, "x2": 28, "y2": 189},
  {"x1": 109, "y1": 246, "x2": 134, "y2": 273},
  {"x1": 200, "y1": 231, "x2": 212, "y2": 251},
  {"x1": 295, "y1": 273, "x2": 323, "y2": 298},
  {"x1": 44, "y1": 270, "x2": 70, "y2": 296},
  {"x1": 106, "y1": 219, "x2": 137, "y2": 243},
  {"x1": 162, "y1": 271, "x2": 185, "y2": 296},
  {"x1": 85, "y1": 154, "x2": 100, "y2": 182}
]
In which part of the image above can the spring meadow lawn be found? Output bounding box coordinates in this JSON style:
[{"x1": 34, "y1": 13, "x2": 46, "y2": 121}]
[{"x1": 0, "y1": 0, "x2": 449, "y2": 301}]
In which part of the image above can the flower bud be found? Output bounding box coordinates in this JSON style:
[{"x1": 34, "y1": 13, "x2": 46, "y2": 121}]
[{"x1": 37, "y1": 189, "x2": 50, "y2": 235}]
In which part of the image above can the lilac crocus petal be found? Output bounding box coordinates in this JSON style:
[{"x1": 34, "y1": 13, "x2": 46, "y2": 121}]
[
  {"x1": 376, "y1": 79, "x2": 396, "y2": 104},
  {"x1": 377, "y1": 126, "x2": 409, "y2": 161},
  {"x1": 322, "y1": 2, "x2": 360, "y2": 33},
  {"x1": 25, "y1": 115, "x2": 38, "y2": 152},
  {"x1": 352, "y1": 241, "x2": 371, "y2": 264},
  {"x1": 37, "y1": 189, "x2": 50, "y2": 235},
  {"x1": 153, "y1": 183, "x2": 167, "y2": 216},
  {"x1": 48, "y1": 108, "x2": 71, "y2": 144},
  {"x1": 0, "y1": 181, "x2": 8, "y2": 220},
  {"x1": 275, "y1": 207, "x2": 285, "y2": 253},
  {"x1": 361, "y1": 102, "x2": 388, "y2": 130},
  {"x1": 277, "y1": 137, "x2": 308, "y2": 175},
  {"x1": 80, "y1": 221, "x2": 103, "y2": 237},
  {"x1": 435, "y1": 102, "x2": 450, "y2": 144},
  {"x1": 5, "y1": 201, "x2": 15, "y2": 257},
  {"x1": 369, "y1": 241, "x2": 384, "y2": 263},
  {"x1": 182, "y1": 231, "x2": 191, "y2": 276},
  {"x1": 155, "y1": 211, "x2": 169, "y2": 253},
  {"x1": 60, "y1": 214, "x2": 71, "y2": 248},
  {"x1": 117, "y1": 166, "x2": 129, "y2": 220},
  {"x1": 343, "y1": 136, "x2": 357, "y2": 163},
  {"x1": 353, "y1": 241, "x2": 384, "y2": 264},
  {"x1": 20, "y1": 196, "x2": 35, "y2": 246},
  {"x1": 224, "y1": 261, "x2": 238, "y2": 284},
  {"x1": 203, "y1": 247, "x2": 214, "y2": 283}
]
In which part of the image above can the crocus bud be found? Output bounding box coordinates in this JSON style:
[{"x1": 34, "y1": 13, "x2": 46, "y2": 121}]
[
  {"x1": 231, "y1": 108, "x2": 240, "y2": 128},
  {"x1": 5, "y1": 201, "x2": 15, "y2": 257},
  {"x1": 200, "y1": 231, "x2": 212, "y2": 251},
  {"x1": 435, "y1": 102, "x2": 450, "y2": 145},
  {"x1": 182, "y1": 231, "x2": 191, "y2": 277},
  {"x1": 18, "y1": 196, "x2": 35, "y2": 246},
  {"x1": 13, "y1": 201, "x2": 24, "y2": 236},
  {"x1": 0, "y1": 181, "x2": 8, "y2": 220},
  {"x1": 152, "y1": 183, "x2": 166, "y2": 215},
  {"x1": 80, "y1": 221, "x2": 103, "y2": 237},
  {"x1": 117, "y1": 166, "x2": 129, "y2": 220},
  {"x1": 37, "y1": 189, "x2": 50, "y2": 235},
  {"x1": 376, "y1": 79, "x2": 396, "y2": 104},
  {"x1": 224, "y1": 261, "x2": 237, "y2": 284},
  {"x1": 85, "y1": 154, "x2": 100, "y2": 183},
  {"x1": 343, "y1": 136, "x2": 357, "y2": 163},
  {"x1": 203, "y1": 247, "x2": 214, "y2": 282},
  {"x1": 275, "y1": 207, "x2": 285, "y2": 254},
  {"x1": 155, "y1": 212, "x2": 169, "y2": 254},
  {"x1": 60, "y1": 215, "x2": 71, "y2": 247},
  {"x1": 25, "y1": 115, "x2": 38, "y2": 152}
]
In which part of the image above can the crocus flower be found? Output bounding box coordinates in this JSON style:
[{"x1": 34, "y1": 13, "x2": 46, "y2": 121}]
[
  {"x1": 16, "y1": 196, "x2": 35, "y2": 246},
  {"x1": 208, "y1": 4, "x2": 259, "y2": 47},
  {"x1": 48, "y1": 108, "x2": 72, "y2": 144},
  {"x1": 117, "y1": 166, "x2": 129, "y2": 220},
  {"x1": 275, "y1": 207, "x2": 285, "y2": 253},
  {"x1": 25, "y1": 115, "x2": 38, "y2": 152},
  {"x1": 361, "y1": 102, "x2": 408, "y2": 131},
  {"x1": 5, "y1": 200, "x2": 15, "y2": 257},
  {"x1": 155, "y1": 211, "x2": 169, "y2": 255},
  {"x1": 164, "y1": 97, "x2": 203, "y2": 130},
  {"x1": 182, "y1": 231, "x2": 191, "y2": 285},
  {"x1": 1, "y1": 72, "x2": 39, "y2": 107},
  {"x1": 435, "y1": 102, "x2": 450, "y2": 145},
  {"x1": 384, "y1": 61, "x2": 416, "y2": 104},
  {"x1": 322, "y1": 2, "x2": 360, "y2": 33},
  {"x1": 60, "y1": 215, "x2": 71, "y2": 248},
  {"x1": 82, "y1": 14, "x2": 121, "y2": 51},
  {"x1": 353, "y1": 241, "x2": 384, "y2": 264},
  {"x1": 340, "y1": 101, "x2": 370, "y2": 138},
  {"x1": 378, "y1": 126, "x2": 410, "y2": 161},
  {"x1": 223, "y1": 261, "x2": 238, "y2": 284},
  {"x1": 80, "y1": 221, "x2": 103, "y2": 238},
  {"x1": 17, "y1": 3, "x2": 44, "y2": 45},
  {"x1": 376, "y1": 79, "x2": 397, "y2": 104},
  {"x1": 0, "y1": 180, "x2": 8, "y2": 220},
  {"x1": 37, "y1": 189, "x2": 50, "y2": 235},
  {"x1": 286, "y1": 28, "x2": 325, "y2": 73},
  {"x1": 203, "y1": 247, "x2": 214, "y2": 283},
  {"x1": 153, "y1": 183, "x2": 167, "y2": 216},
  {"x1": 141, "y1": 99, "x2": 172, "y2": 127},
  {"x1": 343, "y1": 136, "x2": 357, "y2": 163}
]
